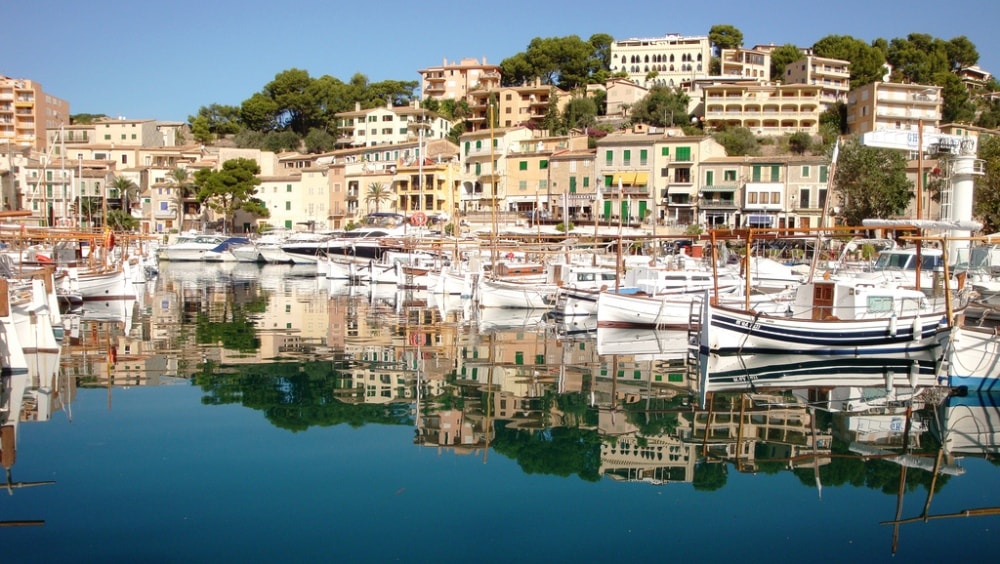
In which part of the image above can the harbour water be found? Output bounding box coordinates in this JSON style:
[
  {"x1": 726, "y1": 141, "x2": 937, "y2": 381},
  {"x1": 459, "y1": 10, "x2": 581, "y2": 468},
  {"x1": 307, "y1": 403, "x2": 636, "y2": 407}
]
[{"x1": 3, "y1": 262, "x2": 1000, "y2": 562}]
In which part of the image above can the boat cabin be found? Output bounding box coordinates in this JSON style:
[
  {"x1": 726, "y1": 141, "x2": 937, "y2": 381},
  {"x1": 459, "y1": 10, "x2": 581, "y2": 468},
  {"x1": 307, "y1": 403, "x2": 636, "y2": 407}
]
[{"x1": 792, "y1": 280, "x2": 927, "y2": 321}]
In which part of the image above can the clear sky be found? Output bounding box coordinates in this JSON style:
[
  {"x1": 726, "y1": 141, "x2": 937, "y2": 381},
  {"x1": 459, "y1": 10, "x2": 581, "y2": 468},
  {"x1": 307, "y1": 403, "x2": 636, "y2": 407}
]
[{"x1": 4, "y1": 0, "x2": 998, "y2": 123}]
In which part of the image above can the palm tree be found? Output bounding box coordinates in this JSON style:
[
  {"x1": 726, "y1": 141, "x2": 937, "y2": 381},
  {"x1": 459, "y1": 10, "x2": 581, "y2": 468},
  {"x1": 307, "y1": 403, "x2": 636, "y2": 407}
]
[
  {"x1": 365, "y1": 182, "x2": 393, "y2": 214},
  {"x1": 111, "y1": 175, "x2": 140, "y2": 225},
  {"x1": 167, "y1": 167, "x2": 193, "y2": 231}
]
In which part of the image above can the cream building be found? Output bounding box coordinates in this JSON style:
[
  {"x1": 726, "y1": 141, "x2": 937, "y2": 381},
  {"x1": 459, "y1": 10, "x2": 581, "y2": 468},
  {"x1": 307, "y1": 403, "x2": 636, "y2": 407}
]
[
  {"x1": 702, "y1": 83, "x2": 824, "y2": 136},
  {"x1": 335, "y1": 101, "x2": 451, "y2": 148},
  {"x1": 718, "y1": 47, "x2": 771, "y2": 81},
  {"x1": 419, "y1": 57, "x2": 501, "y2": 102},
  {"x1": 846, "y1": 82, "x2": 942, "y2": 136},
  {"x1": 784, "y1": 55, "x2": 851, "y2": 107},
  {"x1": 610, "y1": 33, "x2": 711, "y2": 88}
]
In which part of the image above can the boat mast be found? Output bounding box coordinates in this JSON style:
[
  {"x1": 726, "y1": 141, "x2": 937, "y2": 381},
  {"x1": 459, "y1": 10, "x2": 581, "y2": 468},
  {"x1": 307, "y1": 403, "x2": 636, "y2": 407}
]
[{"x1": 808, "y1": 139, "x2": 841, "y2": 284}]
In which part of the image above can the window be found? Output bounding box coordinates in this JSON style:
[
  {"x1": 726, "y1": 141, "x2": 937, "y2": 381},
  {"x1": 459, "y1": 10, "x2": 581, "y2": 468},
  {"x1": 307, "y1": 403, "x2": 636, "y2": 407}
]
[
  {"x1": 475, "y1": 140, "x2": 482, "y2": 149},
  {"x1": 676, "y1": 147, "x2": 691, "y2": 161},
  {"x1": 705, "y1": 171, "x2": 714, "y2": 186},
  {"x1": 748, "y1": 192, "x2": 758, "y2": 204},
  {"x1": 287, "y1": 184, "x2": 292, "y2": 192},
  {"x1": 623, "y1": 150, "x2": 631, "y2": 166},
  {"x1": 661, "y1": 146, "x2": 670, "y2": 157},
  {"x1": 799, "y1": 188, "x2": 810, "y2": 207},
  {"x1": 519, "y1": 161, "x2": 527, "y2": 171},
  {"x1": 569, "y1": 177, "x2": 577, "y2": 193},
  {"x1": 104, "y1": 134, "x2": 111, "y2": 140},
  {"x1": 583, "y1": 177, "x2": 590, "y2": 188},
  {"x1": 819, "y1": 165, "x2": 828, "y2": 182},
  {"x1": 539, "y1": 160, "x2": 548, "y2": 170},
  {"x1": 605, "y1": 150, "x2": 613, "y2": 165},
  {"x1": 639, "y1": 149, "x2": 647, "y2": 165},
  {"x1": 724, "y1": 169, "x2": 737, "y2": 182},
  {"x1": 752, "y1": 166, "x2": 762, "y2": 182},
  {"x1": 159, "y1": 201, "x2": 169, "y2": 211},
  {"x1": 518, "y1": 180, "x2": 527, "y2": 191},
  {"x1": 802, "y1": 165, "x2": 810, "y2": 178},
  {"x1": 475, "y1": 163, "x2": 481, "y2": 175},
  {"x1": 770, "y1": 165, "x2": 780, "y2": 181},
  {"x1": 285, "y1": 201, "x2": 291, "y2": 210}
]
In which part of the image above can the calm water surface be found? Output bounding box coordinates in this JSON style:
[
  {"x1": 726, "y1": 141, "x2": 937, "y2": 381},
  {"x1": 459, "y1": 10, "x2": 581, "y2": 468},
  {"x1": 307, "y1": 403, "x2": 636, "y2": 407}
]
[{"x1": 3, "y1": 261, "x2": 1000, "y2": 562}]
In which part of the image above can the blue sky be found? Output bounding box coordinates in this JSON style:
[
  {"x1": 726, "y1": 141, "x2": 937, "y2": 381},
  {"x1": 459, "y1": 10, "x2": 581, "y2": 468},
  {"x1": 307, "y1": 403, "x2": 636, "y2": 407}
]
[{"x1": 4, "y1": 0, "x2": 998, "y2": 123}]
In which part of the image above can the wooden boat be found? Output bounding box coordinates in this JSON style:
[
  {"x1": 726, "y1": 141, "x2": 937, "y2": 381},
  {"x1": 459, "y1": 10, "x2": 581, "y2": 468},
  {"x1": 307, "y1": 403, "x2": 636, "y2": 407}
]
[{"x1": 699, "y1": 279, "x2": 957, "y2": 385}]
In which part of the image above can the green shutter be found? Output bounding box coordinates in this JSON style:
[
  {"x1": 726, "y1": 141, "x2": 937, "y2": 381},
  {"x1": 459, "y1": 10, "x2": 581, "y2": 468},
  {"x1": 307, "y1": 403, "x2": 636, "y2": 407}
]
[
  {"x1": 676, "y1": 147, "x2": 691, "y2": 161},
  {"x1": 752, "y1": 166, "x2": 762, "y2": 182},
  {"x1": 771, "y1": 165, "x2": 780, "y2": 181},
  {"x1": 661, "y1": 146, "x2": 670, "y2": 156},
  {"x1": 605, "y1": 150, "x2": 613, "y2": 165},
  {"x1": 819, "y1": 165, "x2": 828, "y2": 182},
  {"x1": 638, "y1": 200, "x2": 647, "y2": 219},
  {"x1": 464, "y1": 141, "x2": 470, "y2": 155},
  {"x1": 569, "y1": 177, "x2": 577, "y2": 193},
  {"x1": 475, "y1": 163, "x2": 481, "y2": 175},
  {"x1": 583, "y1": 177, "x2": 590, "y2": 187},
  {"x1": 603, "y1": 200, "x2": 612, "y2": 219},
  {"x1": 604, "y1": 175, "x2": 613, "y2": 187},
  {"x1": 519, "y1": 161, "x2": 527, "y2": 170},
  {"x1": 476, "y1": 140, "x2": 482, "y2": 149},
  {"x1": 640, "y1": 149, "x2": 647, "y2": 164},
  {"x1": 539, "y1": 160, "x2": 548, "y2": 170},
  {"x1": 706, "y1": 171, "x2": 714, "y2": 186},
  {"x1": 623, "y1": 150, "x2": 631, "y2": 162}
]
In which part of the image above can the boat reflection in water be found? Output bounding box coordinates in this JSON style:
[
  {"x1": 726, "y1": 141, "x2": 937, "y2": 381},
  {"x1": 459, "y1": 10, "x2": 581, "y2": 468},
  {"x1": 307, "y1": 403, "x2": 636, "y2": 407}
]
[{"x1": 5, "y1": 261, "x2": 999, "y2": 560}]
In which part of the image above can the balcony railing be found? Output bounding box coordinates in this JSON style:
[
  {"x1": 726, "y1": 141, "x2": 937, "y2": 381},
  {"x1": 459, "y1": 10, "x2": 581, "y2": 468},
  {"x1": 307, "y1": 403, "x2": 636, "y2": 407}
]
[{"x1": 699, "y1": 199, "x2": 738, "y2": 209}]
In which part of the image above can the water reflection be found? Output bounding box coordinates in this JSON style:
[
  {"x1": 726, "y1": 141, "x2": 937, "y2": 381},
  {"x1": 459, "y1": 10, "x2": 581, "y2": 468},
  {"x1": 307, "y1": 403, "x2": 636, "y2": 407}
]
[{"x1": 4, "y1": 262, "x2": 1000, "y2": 556}]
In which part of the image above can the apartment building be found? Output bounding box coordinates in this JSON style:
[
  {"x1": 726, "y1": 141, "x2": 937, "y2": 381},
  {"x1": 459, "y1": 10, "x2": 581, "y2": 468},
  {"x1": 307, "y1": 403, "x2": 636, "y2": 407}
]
[
  {"x1": 334, "y1": 101, "x2": 451, "y2": 148},
  {"x1": 846, "y1": 82, "x2": 942, "y2": 136},
  {"x1": 500, "y1": 133, "x2": 589, "y2": 215},
  {"x1": 610, "y1": 33, "x2": 711, "y2": 88},
  {"x1": 0, "y1": 75, "x2": 69, "y2": 151},
  {"x1": 548, "y1": 148, "x2": 598, "y2": 221},
  {"x1": 605, "y1": 78, "x2": 648, "y2": 118},
  {"x1": 458, "y1": 126, "x2": 534, "y2": 212},
  {"x1": 466, "y1": 80, "x2": 571, "y2": 132},
  {"x1": 784, "y1": 55, "x2": 851, "y2": 107},
  {"x1": 702, "y1": 83, "x2": 824, "y2": 136},
  {"x1": 718, "y1": 47, "x2": 771, "y2": 81},
  {"x1": 418, "y1": 57, "x2": 501, "y2": 102},
  {"x1": 596, "y1": 124, "x2": 727, "y2": 226},
  {"x1": 698, "y1": 155, "x2": 833, "y2": 230}
]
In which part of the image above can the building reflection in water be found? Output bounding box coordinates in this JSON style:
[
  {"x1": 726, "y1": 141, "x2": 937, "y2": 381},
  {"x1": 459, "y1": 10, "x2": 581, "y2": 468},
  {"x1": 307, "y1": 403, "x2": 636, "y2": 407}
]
[{"x1": 10, "y1": 262, "x2": 999, "y2": 541}]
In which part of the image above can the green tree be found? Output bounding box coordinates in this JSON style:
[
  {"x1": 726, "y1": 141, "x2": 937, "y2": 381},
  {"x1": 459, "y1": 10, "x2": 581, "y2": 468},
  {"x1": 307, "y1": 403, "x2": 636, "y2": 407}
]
[
  {"x1": 365, "y1": 182, "x2": 394, "y2": 214},
  {"x1": 886, "y1": 33, "x2": 952, "y2": 84},
  {"x1": 936, "y1": 71, "x2": 977, "y2": 124},
  {"x1": 834, "y1": 138, "x2": 913, "y2": 227},
  {"x1": 194, "y1": 158, "x2": 265, "y2": 233},
  {"x1": 630, "y1": 85, "x2": 689, "y2": 127},
  {"x1": 788, "y1": 131, "x2": 813, "y2": 155},
  {"x1": 240, "y1": 92, "x2": 280, "y2": 132},
  {"x1": 500, "y1": 35, "x2": 605, "y2": 90},
  {"x1": 188, "y1": 103, "x2": 242, "y2": 135},
  {"x1": 973, "y1": 135, "x2": 1000, "y2": 233},
  {"x1": 708, "y1": 24, "x2": 743, "y2": 54},
  {"x1": 945, "y1": 35, "x2": 979, "y2": 69},
  {"x1": 812, "y1": 35, "x2": 888, "y2": 87},
  {"x1": 692, "y1": 462, "x2": 728, "y2": 491},
  {"x1": 975, "y1": 97, "x2": 1000, "y2": 129},
  {"x1": 562, "y1": 96, "x2": 598, "y2": 130},
  {"x1": 190, "y1": 115, "x2": 214, "y2": 144},
  {"x1": 303, "y1": 128, "x2": 336, "y2": 154},
  {"x1": 820, "y1": 101, "x2": 848, "y2": 135},
  {"x1": 106, "y1": 209, "x2": 138, "y2": 231},
  {"x1": 712, "y1": 126, "x2": 760, "y2": 156},
  {"x1": 769, "y1": 44, "x2": 804, "y2": 82},
  {"x1": 541, "y1": 94, "x2": 565, "y2": 134},
  {"x1": 111, "y1": 174, "x2": 140, "y2": 219}
]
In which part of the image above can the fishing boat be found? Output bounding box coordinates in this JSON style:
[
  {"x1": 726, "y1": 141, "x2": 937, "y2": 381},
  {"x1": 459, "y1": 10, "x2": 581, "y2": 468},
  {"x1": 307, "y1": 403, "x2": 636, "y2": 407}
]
[
  {"x1": 942, "y1": 304, "x2": 1000, "y2": 393},
  {"x1": 699, "y1": 278, "x2": 957, "y2": 387}
]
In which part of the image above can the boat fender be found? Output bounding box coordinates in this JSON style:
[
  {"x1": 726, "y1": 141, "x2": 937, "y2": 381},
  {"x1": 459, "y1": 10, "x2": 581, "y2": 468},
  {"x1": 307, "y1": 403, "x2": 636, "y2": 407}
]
[
  {"x1": 888, "y1": 313, "x2": 897, "y2": 337},
  {"x1": 911, "y1": 316, "x2": 922, "y2": 342}
]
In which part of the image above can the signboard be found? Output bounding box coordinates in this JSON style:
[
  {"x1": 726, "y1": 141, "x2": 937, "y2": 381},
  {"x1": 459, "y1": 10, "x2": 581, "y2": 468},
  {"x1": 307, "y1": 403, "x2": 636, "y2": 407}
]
[{"x1": 861, "y1": 130, "x2": 977, "y2": 154}]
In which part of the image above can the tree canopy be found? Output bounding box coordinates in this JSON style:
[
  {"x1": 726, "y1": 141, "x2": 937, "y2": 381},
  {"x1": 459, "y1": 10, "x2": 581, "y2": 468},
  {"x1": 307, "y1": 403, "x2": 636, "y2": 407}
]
[
  {"x1": 769, "y1": 44, "x2": 804, "y2": 82},
  {"x1": 630, "y1": 85, "x2": 690, "y2": 127},
  {"x1": 973, "y1": 135, "x2": 1000, "y2": 233},
  {"x1": 833, "y1": 138, "x2": 913, "y2": 227},
  {"x1": 499, "y1": 34, "x2": 612, "y2": 90},
  {"x1": 194, "y1": 158, "x2": 268, "y2": 233},
  {"x1": 709, "y1": 24, "x2": 743, "y2": 53},
  {"x1": 812, "y1": 35, "x2": 887, "y2": 87}
]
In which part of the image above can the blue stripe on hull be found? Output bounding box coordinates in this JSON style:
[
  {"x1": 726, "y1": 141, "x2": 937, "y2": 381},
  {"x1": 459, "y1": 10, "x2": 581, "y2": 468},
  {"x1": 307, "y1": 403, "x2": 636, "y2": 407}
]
[{"x1": 709, "y1": 313, "x2": 944, "y2": 349}]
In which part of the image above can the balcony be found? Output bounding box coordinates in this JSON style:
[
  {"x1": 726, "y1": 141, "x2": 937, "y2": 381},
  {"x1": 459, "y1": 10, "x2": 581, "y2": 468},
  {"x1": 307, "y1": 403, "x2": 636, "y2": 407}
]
[{"x1": 699, "y1": 199, "x2": 738, "y2": 210}]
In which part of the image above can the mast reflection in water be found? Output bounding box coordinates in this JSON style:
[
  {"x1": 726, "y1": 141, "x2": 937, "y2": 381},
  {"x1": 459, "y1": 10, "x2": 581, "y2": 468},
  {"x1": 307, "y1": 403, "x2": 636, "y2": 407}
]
[{"x1": 3, "y1": 262, "x2": 999, "y2": 561}]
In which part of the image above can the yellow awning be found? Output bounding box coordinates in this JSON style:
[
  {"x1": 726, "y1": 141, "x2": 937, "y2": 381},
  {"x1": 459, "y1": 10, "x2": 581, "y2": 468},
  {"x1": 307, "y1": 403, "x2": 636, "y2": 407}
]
[
  {"x1": 634, "y1": 172, "x2": 649, "y2": 186},
  {"x1": 613, "y1": 172, "x2": 637, "y2": 187}
]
